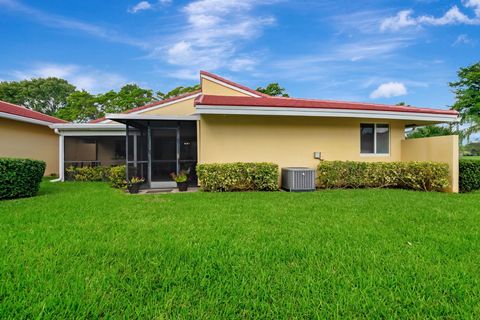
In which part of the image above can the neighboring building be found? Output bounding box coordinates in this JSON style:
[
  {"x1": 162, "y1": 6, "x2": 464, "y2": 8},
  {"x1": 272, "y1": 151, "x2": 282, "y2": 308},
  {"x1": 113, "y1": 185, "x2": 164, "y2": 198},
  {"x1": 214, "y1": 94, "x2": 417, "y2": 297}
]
[
  {"x1": 51, "y1": 71, "x2": 459, "y2": 191},
  {"x1": 0, "y1": 100, "x2": 66, "y2": 175}
]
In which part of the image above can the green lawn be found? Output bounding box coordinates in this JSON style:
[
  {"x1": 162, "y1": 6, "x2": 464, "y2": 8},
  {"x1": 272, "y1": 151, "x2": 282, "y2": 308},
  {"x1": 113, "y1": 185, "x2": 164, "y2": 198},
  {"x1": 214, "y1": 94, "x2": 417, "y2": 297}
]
[
  {"x1": 462, "y1": 156, "x2": 480, "y2": 161},
  {"x1": 1, "y1": 182, "x2": 480, "y2": 318}
]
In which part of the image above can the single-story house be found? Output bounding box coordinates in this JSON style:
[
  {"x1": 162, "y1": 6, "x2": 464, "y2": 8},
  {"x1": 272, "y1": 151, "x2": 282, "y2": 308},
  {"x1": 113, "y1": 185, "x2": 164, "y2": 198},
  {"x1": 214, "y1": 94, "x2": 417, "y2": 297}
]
[
  {"x1": 0, "y1": 100, "x2": 66, "y2": 175},
  {"x1": 49, "y1": 71, "x2": 460, "y2": 192}
]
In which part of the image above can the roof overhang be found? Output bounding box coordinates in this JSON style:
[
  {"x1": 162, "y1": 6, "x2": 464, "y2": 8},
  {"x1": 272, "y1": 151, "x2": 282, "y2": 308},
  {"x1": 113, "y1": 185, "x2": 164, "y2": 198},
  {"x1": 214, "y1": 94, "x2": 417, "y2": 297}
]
[
  {"x1": 49, "y1": 123, "x2": 126, "y2": 136},
  {"x1": 195, "y1": 105, "x2": 459, "y2": 123},
  {"x1": 0, "y1": 111, "x2": 57, "y2": 127}
]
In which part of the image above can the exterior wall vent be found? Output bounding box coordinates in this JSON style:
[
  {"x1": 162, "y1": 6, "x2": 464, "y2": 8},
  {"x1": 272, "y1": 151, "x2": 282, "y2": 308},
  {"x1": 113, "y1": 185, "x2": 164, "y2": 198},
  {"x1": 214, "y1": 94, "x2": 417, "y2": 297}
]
[{"x1": 281, "y1": 167, "x2": 316, "y2": 192}]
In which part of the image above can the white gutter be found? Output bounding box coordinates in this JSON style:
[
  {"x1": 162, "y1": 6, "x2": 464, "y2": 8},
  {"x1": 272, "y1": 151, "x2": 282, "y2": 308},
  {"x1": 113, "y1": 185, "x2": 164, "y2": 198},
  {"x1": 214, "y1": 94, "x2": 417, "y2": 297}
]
[
  {"x1": 49, "y1": 123, "x2": 126, "y2": 136},
  {"x1": 49, "y1": 123, "x2": 126, "y2": 130},
  {"x1": 195, "y1": 105, "x2": 459, "y2": 123}
]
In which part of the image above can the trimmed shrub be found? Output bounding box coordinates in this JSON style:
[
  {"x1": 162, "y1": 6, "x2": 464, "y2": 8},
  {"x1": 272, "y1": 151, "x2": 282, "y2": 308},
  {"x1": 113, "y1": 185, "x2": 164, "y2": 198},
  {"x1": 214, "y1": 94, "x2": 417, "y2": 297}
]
[
  {"x1": 197, "y1": 162, "x2": 279, "y2": 192},
  {"x1": 66, "y1": 165, "x2": 126, "y2": 189},
  {"x1": 107, "y1": 165, "x2": 127, "y2": 189},
  {"x1": 0, "y1": 158, "x2": 46, "y2": 199},
  {"x1": 459, "y1": 159, "x2": 480, "y2": 192},
  {"x1": 317, "y1": 161, "x2": 449, "y2": 192},
  {"x1": 66, "y1": 166, "x2": 109, "y2": 182}
]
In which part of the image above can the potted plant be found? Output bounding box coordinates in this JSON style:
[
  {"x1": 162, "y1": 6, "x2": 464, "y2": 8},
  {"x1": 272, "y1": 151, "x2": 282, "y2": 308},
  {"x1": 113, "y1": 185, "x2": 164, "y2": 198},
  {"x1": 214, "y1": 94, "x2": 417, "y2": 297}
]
[
  {"x1": 126, "y1": 176, "x2": 144, "y2": 194},
  {"x1": 170, "y1": 171, "x2": 188, "y2": 191}
]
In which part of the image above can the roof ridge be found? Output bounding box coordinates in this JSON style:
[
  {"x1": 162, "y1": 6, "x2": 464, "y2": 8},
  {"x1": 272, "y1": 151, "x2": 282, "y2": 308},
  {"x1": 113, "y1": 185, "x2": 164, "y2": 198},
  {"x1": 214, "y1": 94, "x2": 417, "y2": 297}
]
[{"x1": 200, "y1": 71, "x2": 271, "y2": 98}]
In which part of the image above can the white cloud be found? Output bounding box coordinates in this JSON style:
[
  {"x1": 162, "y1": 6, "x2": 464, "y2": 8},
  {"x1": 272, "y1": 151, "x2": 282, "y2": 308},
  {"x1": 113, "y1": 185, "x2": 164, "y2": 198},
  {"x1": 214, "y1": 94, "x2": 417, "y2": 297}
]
[
  {"x1": 465, "y1": 0, "x2": 480, "y2": 16},
  {"x1": 381, "y1": 3, "x2": 480, "y2": 31},
  {"x1": 128, "y1": 1, "x2": 152, "y2": 13},
  {"x1": 167, "y1": 69, "x2": 199, "y2": 80},
  {"x1": 11, "y1": 63, "x2": 127, "y2": 93},
  {"x1": 380, "y1": 10, "x2": 418, "y2": 31},
  {"x1": 157, "y1": 0, "x2": 276, "y2": 77},
  {"x1": 230, "y1": 58, "x2": 257, "y2": 71},
  {"x1": 370, "y1": 82, "x2": 407, "y2": 99},
  {"x1": 128, "y1": 0, "x2": 170, "y2": 13},
  {"x1": 453, "y1": 34, "x2": 475, "y2": 46},
  {"x1": 0, "y1": 0, "x2": 147, "y2": 48}
]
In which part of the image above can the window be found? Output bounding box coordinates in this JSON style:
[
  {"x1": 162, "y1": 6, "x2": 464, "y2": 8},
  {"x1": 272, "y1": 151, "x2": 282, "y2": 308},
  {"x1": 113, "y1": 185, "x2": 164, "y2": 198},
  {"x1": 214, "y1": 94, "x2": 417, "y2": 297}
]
[{"x1": 360, "y1": 123, "x2": 389, "y2": 155}]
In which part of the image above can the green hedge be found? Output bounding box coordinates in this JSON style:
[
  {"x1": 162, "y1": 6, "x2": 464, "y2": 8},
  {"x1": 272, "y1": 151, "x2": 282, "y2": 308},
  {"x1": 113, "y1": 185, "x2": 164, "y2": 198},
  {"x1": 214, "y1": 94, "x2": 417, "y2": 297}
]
[
  {"x1": 66, "y1": 165, "x2": 126, "y2": 189},
  {"x1": 0, "y1": 158, "x2": 46, "y2": 199},
  {"x1": 317, "y1": 161, "x2": 449, "y2": 192},
  {"x1": 459, "y1": 159, "x2": 480, "y2": 192},
  {"x1": 197, "y1": 162, "x2": 279, "y2": 192}
]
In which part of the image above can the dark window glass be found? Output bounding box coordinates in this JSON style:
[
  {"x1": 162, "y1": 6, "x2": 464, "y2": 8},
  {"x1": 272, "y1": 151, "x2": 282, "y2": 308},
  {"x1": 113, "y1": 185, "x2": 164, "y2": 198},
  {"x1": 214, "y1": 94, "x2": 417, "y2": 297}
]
[
  {"x1": 361, "y1": 124, "x2": 375, "y2": 154},
  {"x1": 376, "y1": 124, "x2": 389, "y2": 154}
]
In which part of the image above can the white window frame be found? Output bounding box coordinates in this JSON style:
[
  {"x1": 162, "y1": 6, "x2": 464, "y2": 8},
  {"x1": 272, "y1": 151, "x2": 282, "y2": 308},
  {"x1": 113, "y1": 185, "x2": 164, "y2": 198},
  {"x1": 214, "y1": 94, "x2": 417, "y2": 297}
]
[{"x1": 360, "y1": 123, "x2": 390, "y2": 156}]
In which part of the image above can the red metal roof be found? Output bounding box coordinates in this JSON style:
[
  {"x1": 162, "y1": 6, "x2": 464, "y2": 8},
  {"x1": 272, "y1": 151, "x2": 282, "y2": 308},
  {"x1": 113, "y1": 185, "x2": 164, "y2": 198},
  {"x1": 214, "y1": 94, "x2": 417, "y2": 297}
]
[
  {"x1": 200, "y1": 70, "x2": 271, "y2": 98},
  {"x1": 0, "y1": 100, "x2": 67, "y2": 124},
  {"x1": 89, "y1": 90, "x2": 202, "y2": 123},
  {"x1": 196, "y1": 95, "x2": 459, "y2": 116}
]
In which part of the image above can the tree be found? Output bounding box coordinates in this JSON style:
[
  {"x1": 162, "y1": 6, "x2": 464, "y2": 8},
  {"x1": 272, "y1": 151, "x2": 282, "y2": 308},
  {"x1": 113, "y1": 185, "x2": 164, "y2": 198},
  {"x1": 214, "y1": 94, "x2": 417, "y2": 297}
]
[
  {"x1": 56, "y1": 90, "x2": 100, "y2": 123},
  {"x1": 0, "y1": 78, "x2": 76, "y2": 115},
  {"x1": 157, "y1": 84, "x2": 201, "y2": 100},
  {"x1": 59, "y1": 84, "x2": 158, "y2": 123},
  {"x1": 406, "y1": 125, "x2": 455, "y2": 139},
  {"x1": 462, "y1": 142, "x2": 480, "y2": 156},
  {"x1": 450, "y1": 61, "x2": 480, "y2": 139},
  {"x1": 256, "y1": 83, "x2": 289, "y2": 97},
  {"x1": 98, "y1": 84, "x2": 157, "y2": 114}
]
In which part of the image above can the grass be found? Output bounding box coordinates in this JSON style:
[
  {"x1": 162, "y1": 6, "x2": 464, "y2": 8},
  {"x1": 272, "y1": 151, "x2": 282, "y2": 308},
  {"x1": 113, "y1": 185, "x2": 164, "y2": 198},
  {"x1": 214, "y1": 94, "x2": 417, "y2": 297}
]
[{"x1": 1, "y1": 182, "x2": 480, "y2": 318}]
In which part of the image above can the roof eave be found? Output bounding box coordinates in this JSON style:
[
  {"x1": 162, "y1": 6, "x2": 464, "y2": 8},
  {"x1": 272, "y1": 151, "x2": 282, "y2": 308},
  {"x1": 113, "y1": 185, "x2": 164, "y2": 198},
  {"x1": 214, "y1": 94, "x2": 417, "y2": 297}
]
[
  {"x1": 0, "y1": 111, "x2": 61, "y2": 126},
  {"x1": 195, "y1": 105, "x2": 459, "y2": 123}
]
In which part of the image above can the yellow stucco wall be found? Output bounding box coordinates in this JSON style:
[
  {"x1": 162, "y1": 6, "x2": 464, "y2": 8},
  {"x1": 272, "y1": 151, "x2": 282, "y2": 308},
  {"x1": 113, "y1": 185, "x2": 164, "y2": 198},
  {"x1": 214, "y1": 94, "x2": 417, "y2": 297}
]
[
  {"x1": 201, "y1": 77, "x2": 251, "y2": 97},
  {"x1": 136, "y1": 77, "x2": 251, "y2": 117},
  {"x1": 140, "y1": 97, "x2": 197, "y2": 116},
  {"x1": 401, "y1": 135, "x2": 459, "y2": 193},
  {"x1": 198, "y1": 115, "x2": 406, "y2": 168},
  {"x1": 0, "y1": 118, "x2": 59, "y2": 175}
]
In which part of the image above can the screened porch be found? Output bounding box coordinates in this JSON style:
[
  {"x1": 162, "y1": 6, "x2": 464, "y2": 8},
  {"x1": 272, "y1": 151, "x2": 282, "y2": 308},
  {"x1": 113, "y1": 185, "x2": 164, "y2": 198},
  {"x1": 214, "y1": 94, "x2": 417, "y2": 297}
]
[{"x1": 117, "y1": 116, "x2": 199, "y2": 189}]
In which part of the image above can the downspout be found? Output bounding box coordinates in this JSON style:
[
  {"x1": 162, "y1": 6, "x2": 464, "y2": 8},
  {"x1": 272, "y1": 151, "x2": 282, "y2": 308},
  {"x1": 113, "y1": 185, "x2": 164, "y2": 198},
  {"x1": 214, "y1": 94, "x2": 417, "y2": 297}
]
[{"x1": 51, "y1": 128, "x2": 64, "y2": 182}]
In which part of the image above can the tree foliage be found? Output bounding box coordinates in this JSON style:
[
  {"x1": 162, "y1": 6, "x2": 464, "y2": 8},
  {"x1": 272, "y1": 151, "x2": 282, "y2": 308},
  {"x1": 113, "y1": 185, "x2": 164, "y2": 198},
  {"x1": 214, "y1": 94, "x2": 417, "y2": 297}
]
[
  {"x1": 462, "y1": 142, "x2": 480, "y2": 156},
  {"x1": 450, "y1": 61, "x2": 480, "y2": 139},
  {"x1": 56, "y1": 90, "x2": 99, "y2": 123},
  {"x1": 406, "y1": 125, "x2": 455, "y2": 139},
  {"x1": 97, "y1": 84, "x2": 156, "y2": 114},
  {"x1": 157, "y1": 84, "x2": 201, "y2": 100},
  {"x1": 256, "y1": 83, "x2": 289, "y2": 97},
  {"x1": 0, "y1": 78, "x2": 76, "y2": 115}
]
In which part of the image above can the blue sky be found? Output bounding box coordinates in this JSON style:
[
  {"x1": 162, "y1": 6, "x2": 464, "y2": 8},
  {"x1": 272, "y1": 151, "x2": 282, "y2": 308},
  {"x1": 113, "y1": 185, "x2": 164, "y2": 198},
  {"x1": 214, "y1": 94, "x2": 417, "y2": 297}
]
[{"x1": 0, "y1": 0, "x2": 478, "y2": 110}]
